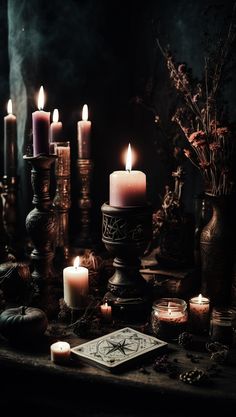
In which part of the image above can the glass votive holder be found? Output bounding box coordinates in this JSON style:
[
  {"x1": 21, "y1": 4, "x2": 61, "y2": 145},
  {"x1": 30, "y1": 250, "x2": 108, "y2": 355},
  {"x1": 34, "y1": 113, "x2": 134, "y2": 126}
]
[
  {"x1": 54, "y1": 141, "x2": 70, "y2": 176},
  {"x1": 210, "y1": 308, "x2": 235, "y2": 345},
  {"x1": 189, "y1": 294, "x2": 210, "y2": 335},
  {"x1": 151, "y1": 298, "x2": 188, "y2": 342}
]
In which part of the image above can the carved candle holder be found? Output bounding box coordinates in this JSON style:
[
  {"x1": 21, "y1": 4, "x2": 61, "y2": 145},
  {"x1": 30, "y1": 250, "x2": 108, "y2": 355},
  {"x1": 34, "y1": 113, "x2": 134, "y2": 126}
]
[
  {"x1": 0, "y1": 181, "x2": 9, "y2": 262},
  {"x1": 77, "y1": 159, "x2": 93, "y2": 246},
  {"x1": 1, "y1": 175, "x2": 18, "y2": 256},
  {"x1": 53, "y1": 142, "x2": 71, "y2": 263},
  {"x1": 23, "y1": 154, "x2": 58, "y2": 308},
  {"x1": 101, "y1": 203, "x2": 152, "y2": 322}
]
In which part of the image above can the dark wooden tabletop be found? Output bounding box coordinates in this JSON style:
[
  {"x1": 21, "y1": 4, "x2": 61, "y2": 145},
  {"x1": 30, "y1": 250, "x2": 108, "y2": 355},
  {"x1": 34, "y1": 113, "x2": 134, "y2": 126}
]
[{"x1": 0, "y1": 323, "x2": 236, "y2": 417}]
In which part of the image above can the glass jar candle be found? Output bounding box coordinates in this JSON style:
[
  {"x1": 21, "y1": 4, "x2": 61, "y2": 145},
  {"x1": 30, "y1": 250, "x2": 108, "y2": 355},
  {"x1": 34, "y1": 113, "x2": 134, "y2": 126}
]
[
  {"x1": 210, "y1": 308, "x2": 235, "y2": 345},
  {"x1": 151, "y1": 298, "x2": 188, "y2": 341}
]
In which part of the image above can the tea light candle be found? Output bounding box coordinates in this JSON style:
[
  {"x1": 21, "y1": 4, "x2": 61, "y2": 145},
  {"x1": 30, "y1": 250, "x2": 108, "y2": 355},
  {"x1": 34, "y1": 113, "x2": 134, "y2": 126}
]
[
  {"x1": 77, "y1": 104, "x2": 91, "y2": 159},
  {"x1": 32, "y1": 86, "x2": 50, "y2": 156},
  {"x1": 109, "y1": 143, "x2": 146, "y2": 207},
  {"x1": 63, "y1": 256, "x2": 89, "y2": 309},
  {"x1": 189, "y1": 294, "x2": 210, "y2": 334},
  {"x1": 4, "y1": 99, "x2": 17, "y2": 177},
  {"x1": 100, "y1": 302, "x2": 112, "y2": 321},
  {"x1": 50, "y1": 341, "x2": 71, "y2": 364},
  {"x1": 50, "y1": 109, "x2": 63, "y2": 142}
]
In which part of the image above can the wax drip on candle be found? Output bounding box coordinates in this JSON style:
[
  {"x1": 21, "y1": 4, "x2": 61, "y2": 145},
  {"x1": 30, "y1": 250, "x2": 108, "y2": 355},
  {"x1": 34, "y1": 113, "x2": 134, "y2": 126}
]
[
  {"x1": 38, "y1": 86, "x2": 45, "y2": 110},
  {"x1": 7, "y1": 99, "x2": 13, "y2": 114},
  {"x1": 126, "y1": 143, "x2": 132, "y2": 173}
]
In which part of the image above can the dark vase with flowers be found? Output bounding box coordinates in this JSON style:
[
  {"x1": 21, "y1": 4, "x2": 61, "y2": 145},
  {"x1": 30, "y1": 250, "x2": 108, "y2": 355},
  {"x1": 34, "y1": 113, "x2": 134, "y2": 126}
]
[{"x1": 200, "y1": 194, "x2": 235, "y2": 307}]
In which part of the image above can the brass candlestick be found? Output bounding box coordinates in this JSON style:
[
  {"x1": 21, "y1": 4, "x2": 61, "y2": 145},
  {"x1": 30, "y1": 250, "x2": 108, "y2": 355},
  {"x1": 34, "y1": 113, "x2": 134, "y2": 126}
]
[
  {"x1": 77, "y1": 158, "x2": 93, "y2": 246},
  {"x1": 101, "y1": 203, "x2": 152, "y2": 322},
  {"x1": 53, "y1": 142, "x2": 71, "y2": 263},
  {"x1": 24, "y1": 154, "x2": 58, "y2": 311}
]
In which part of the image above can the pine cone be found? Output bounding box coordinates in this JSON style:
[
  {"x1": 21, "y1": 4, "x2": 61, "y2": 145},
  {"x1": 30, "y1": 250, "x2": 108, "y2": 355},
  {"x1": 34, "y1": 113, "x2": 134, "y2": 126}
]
[
  {"x1": 178, "y1": 332, "x2": 193, "y2": 348},
  {"x1": 153, "y1": 355, "x2": 169, "y2": 372},
  {"x1": 210, "y1": 350, "x2": 228, "y2": 364},
  {"x1": 179, "y1": 368, "x2": 209, "y2": 386},
  {"x1": 206, "y1": 341, "x2": 229, "y2": 353}
]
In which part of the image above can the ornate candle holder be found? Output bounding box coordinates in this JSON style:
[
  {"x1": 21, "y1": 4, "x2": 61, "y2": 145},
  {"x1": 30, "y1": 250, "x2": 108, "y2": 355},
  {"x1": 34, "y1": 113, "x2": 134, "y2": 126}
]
[
  {"x1": 101, "y1": 203, "x2": 152, "y2": 322},
  {"x1": 23, "y1": 154, "x2": 58, "y2": 309},
  {"x1": 53, "y1": 142, "x2": 71, "y2": 263},
  {"x1": 77, "y1": 158, "x2": 93, "y2": 246},
  {"x1": 1, "y1": 175, "x2": 18, "y2": 255},
  {"x1": 0, "y1": 182, "x2": 9, "y2": 262}
]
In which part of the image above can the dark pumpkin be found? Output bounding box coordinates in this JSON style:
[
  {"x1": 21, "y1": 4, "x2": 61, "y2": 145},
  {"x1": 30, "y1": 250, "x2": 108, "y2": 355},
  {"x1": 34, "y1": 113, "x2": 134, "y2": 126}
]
[{"x1": 0, "y1": 306, "x2": 48, "y2": 341}]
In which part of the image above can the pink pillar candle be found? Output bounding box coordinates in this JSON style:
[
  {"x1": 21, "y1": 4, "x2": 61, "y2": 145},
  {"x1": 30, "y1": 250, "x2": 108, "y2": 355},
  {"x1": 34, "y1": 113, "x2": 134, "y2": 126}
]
[
  {"x1": 32, "y1": 86, "x2": 50, "y2": 156},
  {"x1": 109, "y1": 144, "x2": 146, "y2": 207},
  {"x1": 50, "y1": 109, "x2": 63, "y2": 142},
  {"x1": 63, "y1": 256, "x2": 89, "y2": 309},
  {"x1": 4, "y1": 99, "x2": 17, "y2": 177},
  {"x1": 77, "y1": 104, "x2": 91, "y2": 159},
  {"x1": 189, "y1": 294, "x2": 210, "y2": 334}
]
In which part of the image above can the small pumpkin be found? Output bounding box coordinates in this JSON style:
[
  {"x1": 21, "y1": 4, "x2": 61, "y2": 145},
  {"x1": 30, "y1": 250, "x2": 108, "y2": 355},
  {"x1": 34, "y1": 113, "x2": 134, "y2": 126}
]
[{"x1": 0, "y1": 306, "x2": 48, "y2": 342}]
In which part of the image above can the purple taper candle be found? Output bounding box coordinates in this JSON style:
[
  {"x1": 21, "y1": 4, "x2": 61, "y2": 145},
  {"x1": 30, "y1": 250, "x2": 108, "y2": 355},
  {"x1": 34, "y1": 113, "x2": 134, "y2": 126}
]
[{"x1": 32, "y1": 86, "x2": 50, "y2": 156}]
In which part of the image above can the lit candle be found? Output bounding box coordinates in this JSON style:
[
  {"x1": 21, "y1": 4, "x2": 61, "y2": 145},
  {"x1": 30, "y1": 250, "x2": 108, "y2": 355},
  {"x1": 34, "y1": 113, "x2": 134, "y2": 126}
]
[
  {"x1": 77, "y1": 104, "x2": 91, "y2": 159},
  {"x1": 189, "y1": 294, "x2": 210, "y2": 334},
  {"x1": 50, "y1": 109, "x2": 63, "y2": 142},
  {"x1": 4, "y1": 99, "x2": 17, "y2": 177},
  {"x1": 50, "y1": 341, "x2": 71, "y2": 364},
  {"x1": 63, "y1": 256, "x2": 89, "y2": 309},
  {"x1": 109, "y1": 144, "x2": 146, "y2": 207},
  {"x1": 100, "y1": 302, "x2": 112, "y2": 322},
  {"x1": 151, "y1": 299, "x2": 188, "y2": 341},
  {"x1": 32, "y1": 86, "x2": 50, "y2": 156}
]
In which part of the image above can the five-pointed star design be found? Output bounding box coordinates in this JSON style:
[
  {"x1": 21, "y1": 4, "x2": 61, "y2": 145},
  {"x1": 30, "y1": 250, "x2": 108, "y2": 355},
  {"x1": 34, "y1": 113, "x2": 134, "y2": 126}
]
[{"x1": 104, "y1": 339, "x2": 136, "y2": 355}]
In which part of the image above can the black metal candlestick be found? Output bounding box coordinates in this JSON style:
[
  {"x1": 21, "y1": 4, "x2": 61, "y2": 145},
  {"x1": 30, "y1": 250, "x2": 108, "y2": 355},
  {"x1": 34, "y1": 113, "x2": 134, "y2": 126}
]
[
  {"x1": 101, "y1": 203, "x2": 152, "y2": 321},
  {"x1": 1, "y1": 175, "x2": 18, "y2": 255},
  {"x1": 77, "y1": 158, "x2": 93, "y2": 246},
  {"x1": 24, "y1": 154, "x2": 58, "y2": 309}
]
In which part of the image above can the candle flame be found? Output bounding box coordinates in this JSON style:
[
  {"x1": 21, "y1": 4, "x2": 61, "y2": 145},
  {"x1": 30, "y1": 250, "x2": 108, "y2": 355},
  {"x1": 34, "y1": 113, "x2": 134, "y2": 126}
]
[
  {"x1": 53, "y1": 108, "x2": 59, "y2": 123},
  {"x1": 167, "y1": 301, "x2": 172, "y2": 316},
  {"x1": 74, "y1": 256, "x2": 80, "y2": 268},
  {"x1": 82, "y1": 104, "x2": 88, "y2": 121},
  {"x1": 7, "y1": 99, "x2": 12, "y2": 115},
  {"x1": 125, "y1": 143, "x2": 132, "y2": 171},
  {"x1": 38, "y1": 86, "x2": 45, "y2": 110},
  {"x1": 104, "y1": 302, "x2": 108, "y2": 308},
  {"x1": 198, "y1": 294, "x2": 202, "y2": 304}
]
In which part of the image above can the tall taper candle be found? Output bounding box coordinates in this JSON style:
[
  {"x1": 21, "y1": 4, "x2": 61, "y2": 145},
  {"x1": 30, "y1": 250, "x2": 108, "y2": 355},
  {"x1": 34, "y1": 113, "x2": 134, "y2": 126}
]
[
  {"x1": 4, "y1": 99, "x2": 17, "y2": 177},
  {"x1": 50, "y1": 109, "x2": 63, "y2": 142},
  {"x1": 77, "y1": 104, "x2": 91, "y2": 159},
  {"x1": 32, "y1": 86, "x2": 50, "y2": 156}
]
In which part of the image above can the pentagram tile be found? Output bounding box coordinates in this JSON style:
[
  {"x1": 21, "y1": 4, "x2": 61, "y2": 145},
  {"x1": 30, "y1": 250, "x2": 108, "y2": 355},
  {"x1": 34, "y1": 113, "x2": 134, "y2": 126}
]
[{"x1": 71, "y1": 327, "x2": 167, "y2": 372}]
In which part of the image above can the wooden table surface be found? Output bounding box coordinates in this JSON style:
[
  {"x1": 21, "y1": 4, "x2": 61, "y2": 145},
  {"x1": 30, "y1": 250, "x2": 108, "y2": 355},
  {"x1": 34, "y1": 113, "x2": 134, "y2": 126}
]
[{"x1": 0, "y1": 323, "x2": 236, "y2": 417}]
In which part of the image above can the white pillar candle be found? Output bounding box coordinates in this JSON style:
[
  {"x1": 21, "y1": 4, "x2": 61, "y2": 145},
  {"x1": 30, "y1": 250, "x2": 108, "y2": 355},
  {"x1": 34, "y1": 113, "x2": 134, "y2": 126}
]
[
  {"x1": 63, "y1": 256, "x2": 89, "y2": 309},
  {"x1": 109, "y1": 143, "x2": 146, "y2": 207},
  {"x1": 50, "y1": 341, "x2": 71, "y2": 364},
  {"x1": 100, "y1": 302, "x2": 112, "y2": 322},
  {"x1": 189, "y1": 294, "x2": 210, "y2": 334}
]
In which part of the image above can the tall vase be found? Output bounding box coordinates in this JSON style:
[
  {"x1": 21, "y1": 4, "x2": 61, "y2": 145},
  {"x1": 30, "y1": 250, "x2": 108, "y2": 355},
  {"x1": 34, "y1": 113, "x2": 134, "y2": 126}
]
[{"x1": 200, "y1": 194, "x2": 235, "y2": 307}]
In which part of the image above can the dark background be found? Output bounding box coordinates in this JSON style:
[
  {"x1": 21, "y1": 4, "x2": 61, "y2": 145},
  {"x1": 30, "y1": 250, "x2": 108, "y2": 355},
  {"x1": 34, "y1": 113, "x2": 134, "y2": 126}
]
[{"x1": 0, "y1": 0, "x2": 235, "y2": 243}]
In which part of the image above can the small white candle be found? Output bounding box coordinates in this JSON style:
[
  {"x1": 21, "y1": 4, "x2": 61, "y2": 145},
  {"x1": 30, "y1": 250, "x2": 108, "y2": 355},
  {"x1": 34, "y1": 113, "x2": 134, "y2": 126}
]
[
  {"x1": 189, "y1": 294, "x2": 210, "y2": 334},
  {"x1": 100, "y1": 302, "x2": 112, "y2": 321},
  {"x1": 50, "y1": 108, "x2": 63, "y2": 142},
  {"x1": 50, "y1": 341, "x2": 71, "y2": 364},
  {"x1": 77, "y1": 104, "x2": 91, "y2": 159},
  {"x1": 63, "y1": 256, "x2": 89, "y2": 309},
  {"x1": 109, "y1": 143, "x2": 146, "y2": 207}
]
